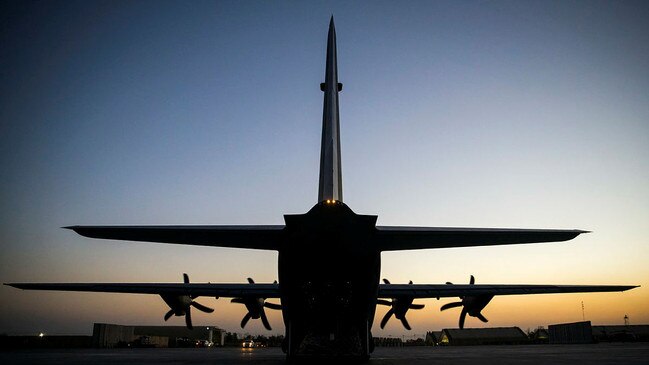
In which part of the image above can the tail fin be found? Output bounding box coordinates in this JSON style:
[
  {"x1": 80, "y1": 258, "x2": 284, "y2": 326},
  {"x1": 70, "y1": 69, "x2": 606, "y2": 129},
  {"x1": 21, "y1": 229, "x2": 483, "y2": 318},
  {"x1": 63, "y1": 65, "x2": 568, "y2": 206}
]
[{"x1": 318, "y1": 16, "x2": 343, "y2": 203}]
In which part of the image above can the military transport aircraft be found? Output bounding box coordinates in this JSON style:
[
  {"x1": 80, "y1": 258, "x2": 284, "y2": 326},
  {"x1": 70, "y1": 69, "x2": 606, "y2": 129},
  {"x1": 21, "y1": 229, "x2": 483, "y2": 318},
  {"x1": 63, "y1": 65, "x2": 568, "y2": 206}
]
[{"x1": 7, "y1": 17, "x2": 637, "y2": 360}]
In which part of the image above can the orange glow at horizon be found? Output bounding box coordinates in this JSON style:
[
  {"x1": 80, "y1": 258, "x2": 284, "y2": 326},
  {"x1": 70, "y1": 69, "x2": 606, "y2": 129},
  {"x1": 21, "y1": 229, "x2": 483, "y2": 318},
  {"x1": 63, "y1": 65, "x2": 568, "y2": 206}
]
[{"x1": 3, "y1": 280, "x2": 646, "y2": 337}]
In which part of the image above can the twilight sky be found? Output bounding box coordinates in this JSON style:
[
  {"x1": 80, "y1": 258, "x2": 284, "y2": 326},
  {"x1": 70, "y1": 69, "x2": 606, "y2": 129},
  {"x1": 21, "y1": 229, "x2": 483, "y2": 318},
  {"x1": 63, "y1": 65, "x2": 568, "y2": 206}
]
[{"x1": 1, "y1": 0, "x2": 648, "y2": 337}]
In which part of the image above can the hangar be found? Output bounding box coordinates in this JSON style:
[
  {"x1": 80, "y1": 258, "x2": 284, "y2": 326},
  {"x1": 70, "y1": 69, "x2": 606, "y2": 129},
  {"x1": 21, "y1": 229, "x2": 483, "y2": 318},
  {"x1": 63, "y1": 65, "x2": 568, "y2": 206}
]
[
  {"x1": 92, "y1": 323, "x2": 225, "y2": 348},
  {"x1": 592, "y1": 325, "x2": 649, "y2": 342}
]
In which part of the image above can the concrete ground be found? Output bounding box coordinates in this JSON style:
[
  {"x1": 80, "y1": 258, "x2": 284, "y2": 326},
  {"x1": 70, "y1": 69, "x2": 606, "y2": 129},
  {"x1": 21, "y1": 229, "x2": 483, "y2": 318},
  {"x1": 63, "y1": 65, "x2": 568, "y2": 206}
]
[{"x1": 2, "y1": 343, "x2": 648, "y2": 365}]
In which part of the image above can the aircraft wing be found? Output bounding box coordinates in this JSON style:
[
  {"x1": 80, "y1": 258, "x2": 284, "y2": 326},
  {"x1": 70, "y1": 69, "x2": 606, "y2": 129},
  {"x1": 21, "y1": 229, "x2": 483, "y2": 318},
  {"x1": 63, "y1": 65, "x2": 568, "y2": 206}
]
[
  {"x1": 5, "y1": 282, "x2": 281, "y2": 298},
  {"x1": 378, "y1": 283, "x2": 638, "y2": 298},
  {"x1": 65, "y1": 225, "x2": 285, "y2": 251},
  {"x1": 375, "y1": 226, "x2": 588, "y2": 251},
  {"x1": 9, "y1": 282, "x2": 636, "y2": 299}
]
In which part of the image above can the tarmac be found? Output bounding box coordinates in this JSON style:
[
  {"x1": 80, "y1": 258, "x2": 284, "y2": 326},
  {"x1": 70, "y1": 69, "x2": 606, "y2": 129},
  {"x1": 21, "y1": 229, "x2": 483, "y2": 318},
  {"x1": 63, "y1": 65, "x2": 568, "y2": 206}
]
[{"x1": 2, "y1": 343, "x2": 649, "y2": 365}]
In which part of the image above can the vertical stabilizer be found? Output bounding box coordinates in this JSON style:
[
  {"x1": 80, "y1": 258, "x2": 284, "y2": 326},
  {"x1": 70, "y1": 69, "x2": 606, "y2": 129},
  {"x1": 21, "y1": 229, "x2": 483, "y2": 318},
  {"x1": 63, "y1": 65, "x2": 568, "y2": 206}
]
[{"x1": 318, "y1": 16, "x2": 343, "y2": 203}]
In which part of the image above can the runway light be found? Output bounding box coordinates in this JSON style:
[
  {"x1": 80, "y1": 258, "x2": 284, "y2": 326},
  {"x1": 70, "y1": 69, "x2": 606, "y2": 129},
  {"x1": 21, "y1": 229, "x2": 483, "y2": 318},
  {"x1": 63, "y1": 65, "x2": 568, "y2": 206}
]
[{"x1": 39, "y1": 332, "x2": 44, "y2": 338}]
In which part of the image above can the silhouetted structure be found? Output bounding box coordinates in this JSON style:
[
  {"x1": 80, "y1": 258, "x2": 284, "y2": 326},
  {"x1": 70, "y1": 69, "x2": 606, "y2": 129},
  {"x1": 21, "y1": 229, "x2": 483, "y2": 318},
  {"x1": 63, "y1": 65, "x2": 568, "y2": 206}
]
[
  {"x1": 592, "y1": 325, "x2": 649, "y2": 342},
  {"x1": 527, "y1": 327, "x2": 549, "y2": 344},
  {"x1": 548, "y1": 321, "x2": 593, "y2": 344},
  {"x1": 92, "y1": 323, "x2": 224, "y2": 348},
  {"x1": 438, "y1": 327, "x2": 528, "y2": 346},
  {"x1": 425, "y1": 331, "x2": 443, "y2": 345},
  {"x1": 372, "y1": 337, "x2": 403, "y2": 347}
]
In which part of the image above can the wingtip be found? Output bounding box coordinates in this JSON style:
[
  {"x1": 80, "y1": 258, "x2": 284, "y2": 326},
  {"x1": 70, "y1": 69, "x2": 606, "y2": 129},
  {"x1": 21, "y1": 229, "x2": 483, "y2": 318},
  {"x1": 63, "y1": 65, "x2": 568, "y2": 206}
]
[
  {"x1": 62, "y1": 226, "x2": 77, "y2": 230},
  {"x1": 621, "y1": 285, "x2": 640, "y2": 292}
]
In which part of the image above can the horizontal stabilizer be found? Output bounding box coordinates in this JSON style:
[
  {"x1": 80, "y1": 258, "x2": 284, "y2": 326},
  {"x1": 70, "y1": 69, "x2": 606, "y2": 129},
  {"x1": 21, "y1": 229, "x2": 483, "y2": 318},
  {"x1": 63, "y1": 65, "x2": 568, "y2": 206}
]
[
  {"x1": 375, "y1": 226, "x2": 588, "y2": 251},
  {"x1": 65, "y1": 225, "x2": 285, "y2": 250}
]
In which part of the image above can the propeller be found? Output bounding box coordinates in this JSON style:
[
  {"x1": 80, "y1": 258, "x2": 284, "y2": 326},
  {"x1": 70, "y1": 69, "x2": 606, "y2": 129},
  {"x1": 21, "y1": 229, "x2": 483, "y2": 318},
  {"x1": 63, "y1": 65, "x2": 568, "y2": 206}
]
[
  {"x1": 160, "y1": 273, "x2": 214, "y2": 330},
  {"x1": 231, "y1": 278, "x2": 281, "y2": 331},
  {"x1": 377, "y1": 279, "x2": 425, "y2": 330},
  {"x1": 440, "y1": 275, "x2": 494, "y2": 329}
]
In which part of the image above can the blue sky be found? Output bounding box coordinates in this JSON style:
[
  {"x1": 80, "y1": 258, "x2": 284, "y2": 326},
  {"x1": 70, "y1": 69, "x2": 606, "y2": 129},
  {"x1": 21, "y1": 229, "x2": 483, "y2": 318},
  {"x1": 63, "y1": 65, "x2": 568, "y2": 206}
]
[{"x1": 1, "y1": 0, "x2": 648, "y2": 336}]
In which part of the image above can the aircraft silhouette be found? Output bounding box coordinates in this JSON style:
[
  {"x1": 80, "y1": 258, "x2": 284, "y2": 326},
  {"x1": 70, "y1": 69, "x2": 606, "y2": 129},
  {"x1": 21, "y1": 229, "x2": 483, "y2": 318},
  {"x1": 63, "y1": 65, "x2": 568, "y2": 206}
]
[{"x1": 7, "y1": 17, "x2": 637, "y2": 360}]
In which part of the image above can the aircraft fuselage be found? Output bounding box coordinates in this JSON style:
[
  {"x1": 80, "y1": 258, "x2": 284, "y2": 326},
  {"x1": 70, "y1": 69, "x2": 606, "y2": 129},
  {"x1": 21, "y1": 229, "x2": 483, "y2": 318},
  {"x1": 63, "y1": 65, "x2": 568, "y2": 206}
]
[{"x1": 279, "y1": 201, "x2": 380, "y2": 357}]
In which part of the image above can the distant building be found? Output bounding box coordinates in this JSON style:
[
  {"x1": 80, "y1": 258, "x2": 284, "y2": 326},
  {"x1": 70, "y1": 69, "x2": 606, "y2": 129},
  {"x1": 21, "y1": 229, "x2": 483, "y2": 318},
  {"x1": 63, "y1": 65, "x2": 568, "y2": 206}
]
[
  {"x1": 92, "y1": 323, "x2": 225, "y2": 348},
  {"x1": 425, "y1": 331, "x2": 443, "y2": 346},
  {"x1": 533, "y1": 328, "x2": 549, "y2": 343},
  {"x1": 404, "y1": 337, "x2": 426, "y2": 346},
  {"x1": 438, "y1": 327, "x2": 528, "y2": 346},
  {"x1": 372, "y1": 337, "x2": 403, "y2": 347},
  {"x1": 592, "y1": 325, "x2": 649, "y2": 342},
  {"x1": 548, "y1": 321, "x2": 593, "y2": 344}
]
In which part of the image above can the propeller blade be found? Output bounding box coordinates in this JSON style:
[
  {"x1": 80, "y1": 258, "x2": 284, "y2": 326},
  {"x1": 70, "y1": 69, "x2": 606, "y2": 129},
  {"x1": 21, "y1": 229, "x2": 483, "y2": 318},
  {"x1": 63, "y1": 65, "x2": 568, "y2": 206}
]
[
  {"x1": 409, "y1": 303, "x2": 425, "y2": 310},
  {"x1": 191, "y1": 301, "x2": 214, "y2": 313},
  {"x1": 183, "y1": 273, "x2": 190, "y2": 284},
  {"x1": 231, "y1": 298, "x2": 245, "y2": 304},
  {"x1": 260, "y1": 308, "x2": 272, "y2": 331},
  {"x1": 440, "y1": 302, "x2": 463, "y2": 311},
  {"x1": 469, "y1": 275, "x2": 475, "y2": 285},
  {"x1": 185, "y1": 308, "x2": 193, "y2": 329},
  {"x1": 380, "y1": 309, "x2": 394, "y2": 329},
  {"x1": 400, "y1": 317, "x2": 412, "y2": 331},
  {"x1": 164, "y1": 309, "x2": 174, "y2": 321},
  {"x1": 264, "y1": 302, "x2": 282, "y2": 310},
  {"x1": 247, "y1": 278, "x2": 255, "y2": 284},
  {"x1": 382, "y1": 278, "x2": 391, "y2": 285},
  {"x1": 376, "y1": 299, "x2": 392, "y2": 306},
  {"x1": 241, "y1": 312, "x2": 252, "y2": 329},
  {"x1": 475, "y1": 313, "x2": 489, "y2": 323},
  {"x1": 459, "y1": 308, "x2": 467, "y2": 329}
]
